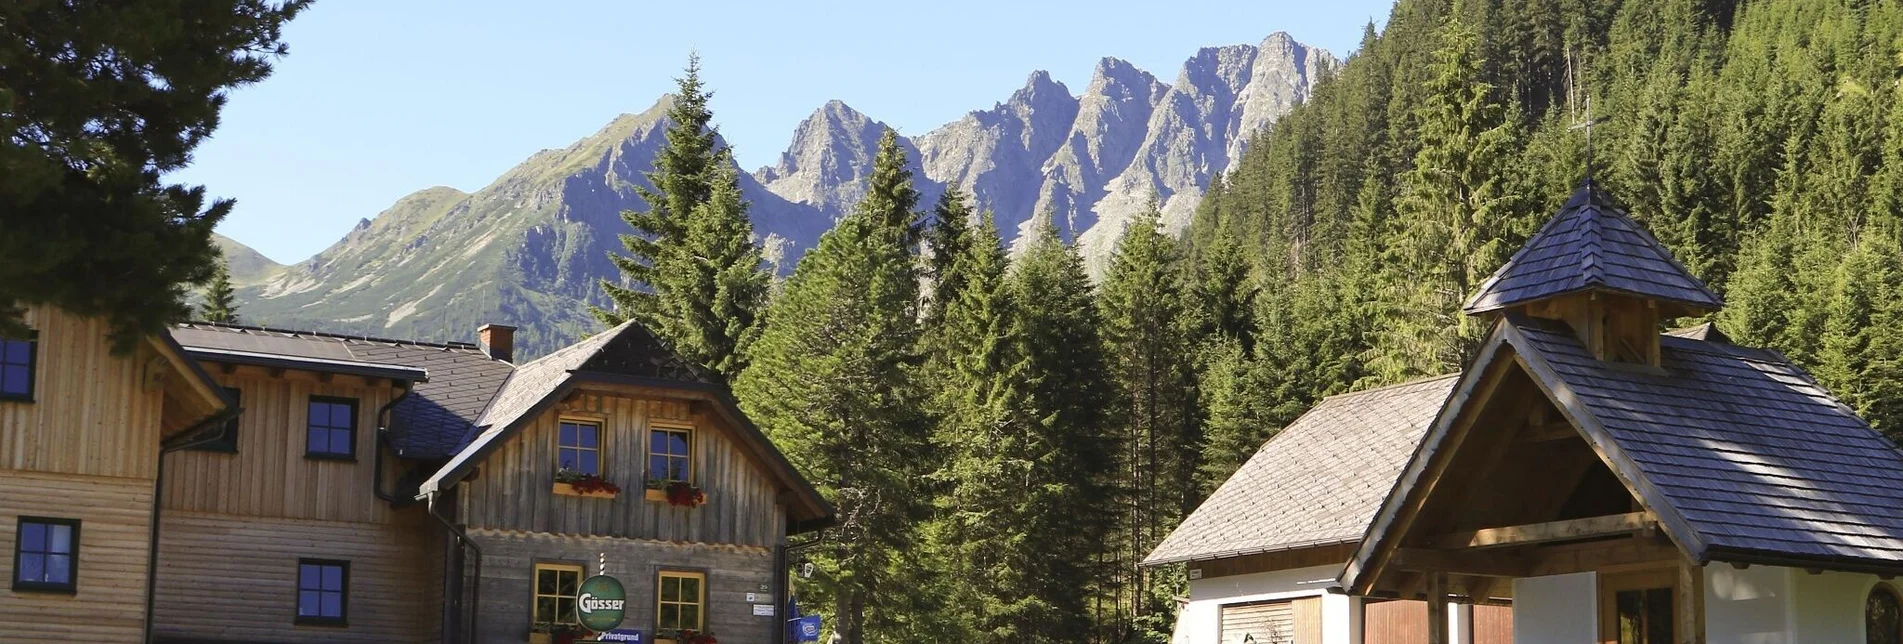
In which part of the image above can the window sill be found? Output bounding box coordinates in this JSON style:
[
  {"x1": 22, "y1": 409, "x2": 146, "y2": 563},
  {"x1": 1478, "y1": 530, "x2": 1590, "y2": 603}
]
[
  {"x1": 0, "y1": 394, "x2": 34, "y2": 404},
  {"x1": 10, "y1": 581, "x2": 75, "y2": 594},
  {"x1": 552, "y1": 482, "x2": 617, "y2": 499},
  {"x1": 294, "y1": 616, "x2": 348, "y2": 627},
  {"x1": 304, "y1": 452, "x2": 356, "y2": 463}
]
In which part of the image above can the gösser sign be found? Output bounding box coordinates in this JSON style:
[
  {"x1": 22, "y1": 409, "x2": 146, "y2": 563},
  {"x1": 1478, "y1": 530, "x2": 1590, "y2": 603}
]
[{"x1": 577, "y1": 575, "x2": 628, "y2": 633}]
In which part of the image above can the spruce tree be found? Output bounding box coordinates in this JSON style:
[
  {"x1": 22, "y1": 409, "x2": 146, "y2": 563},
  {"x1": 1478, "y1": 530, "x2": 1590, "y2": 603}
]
[
  {"x1": 596, "y1": 56, "x2": 768, "y2": 379},
  {"x1": 199, "y1": 260, "x2": 240, "y2": 324},
  {"x1": 1, "y1": 0, "x2": 309, "y2": 349},
  {"x1": 1366, "y1": 12, "x2": 1523, "y2": 383},
  {"x1": 734, "y1": 129, "x2": 928, "y2": 644},
  {"x1": 1097, "y1": 205, "x2": 1200, "y2": 643}
]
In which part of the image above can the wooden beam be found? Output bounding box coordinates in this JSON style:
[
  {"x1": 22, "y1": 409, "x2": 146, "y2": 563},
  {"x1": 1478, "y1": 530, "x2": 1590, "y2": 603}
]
[
  {"x1": 1678, "y1": 561, "x2": 1706, "y2": 644},
  {"x1": 1430, "y1": 511, "x2": 1653, "y2": 550},
  {"x1": 1515, "y1": 420, "x2": 1578, "y2": 443},
  {"x1": 1528, "y1": 534, "x2": 1682, "y2": 577},
  {"x1": 1393, "y1": 548, "x2": 1531, "y2": 578},
  {"x1": 1426, "y1": 573, "x2": 1449, "y2": 644}
]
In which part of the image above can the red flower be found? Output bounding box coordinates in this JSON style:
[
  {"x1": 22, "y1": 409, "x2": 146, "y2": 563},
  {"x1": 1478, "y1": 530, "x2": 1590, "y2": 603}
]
[
  {"x1": 556, "y1": 470, "x2": 621, "y2": 495},
  {"x1": 665, "y1": 481, "x2": 706, "y2": 508}
]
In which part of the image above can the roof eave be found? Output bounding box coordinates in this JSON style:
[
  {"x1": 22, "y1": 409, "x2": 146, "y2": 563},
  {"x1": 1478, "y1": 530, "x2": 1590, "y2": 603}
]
[
  {"x1": 182, "y1": 347, "x2": 430, "y2": 382},
  {"x1": 1462, "y1": 286, "x2": 1720, "y2": 318},
  {"x1": 1702, "y1": 544, "x2": 1903, "y2": 577},
  {"x1": 1143, "y1": 537, "x2": 1360, "y2": 567}
]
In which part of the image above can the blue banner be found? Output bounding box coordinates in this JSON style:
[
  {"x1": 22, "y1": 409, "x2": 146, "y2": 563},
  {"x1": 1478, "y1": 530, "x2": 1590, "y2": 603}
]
[{"x1": 793, "y1": 615, "x2": 822, "y2": 642}]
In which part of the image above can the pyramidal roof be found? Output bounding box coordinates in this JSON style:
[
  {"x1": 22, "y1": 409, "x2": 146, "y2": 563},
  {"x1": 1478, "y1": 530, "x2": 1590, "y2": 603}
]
[{"x1": 1464, "y1": 182, "x2": 1723, "y2": 315}]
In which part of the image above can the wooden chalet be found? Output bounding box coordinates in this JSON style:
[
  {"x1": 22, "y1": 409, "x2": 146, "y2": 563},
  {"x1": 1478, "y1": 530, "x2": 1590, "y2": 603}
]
[
  {"x1": 0, "y1": 307, "x2": 233, "y2": 642},
  {"x1": 2, "y1": 311, "x2": 831, "y2": 644},
  {"x1": 1144, "y1": 375, "x2": 1512, "y2": 644},
  {"x1": 1338, "y1": 182, "x2": 1903, "y2": 644}
]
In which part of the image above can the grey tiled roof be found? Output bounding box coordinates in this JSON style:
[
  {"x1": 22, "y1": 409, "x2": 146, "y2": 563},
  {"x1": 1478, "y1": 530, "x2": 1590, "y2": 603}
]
[
  {"x1": 172, "y1": 323, "x2": 513, "y2": 459},
  {"x1": 1464, "y1": 183, "x2": 1723, "y2": 314},
  {"x1": 423, "y1": 320, "x2": 719, "y2": 494},
  {"x1": 1143, "y1": 374, "x2": 1459, "y2": 565},
  {"x1": 1509, "y1": 315, "x2": 1903, "y2": 569}
]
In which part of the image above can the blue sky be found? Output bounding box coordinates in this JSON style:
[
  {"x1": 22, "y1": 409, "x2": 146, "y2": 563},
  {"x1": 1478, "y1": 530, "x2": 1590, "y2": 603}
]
[{"x1": 175, "y1": 0, "x2": 1394, "y2": 264}]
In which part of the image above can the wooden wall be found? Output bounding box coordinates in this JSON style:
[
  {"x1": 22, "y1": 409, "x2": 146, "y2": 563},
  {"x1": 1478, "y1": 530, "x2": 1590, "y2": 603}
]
[
  {"x1": 152, "y1": 509, "x2": 443, "y2": 644},
  {"x1": 467, "y1": 529, "x2": 776, "y2": 644},
  {"x1": 162, "y1": 364, "x2": 401, "y2": 523},
  {"x1": 459, "y1": 391, "x2": 789, "y2": 547},
  {"x1": 1364, "y1": 599, "x2": 1428, "y2": 644},
  {"x1": 0, "y1": 470, "x2": 156, "y2": 643},
  {"x1": 0, "y1": 306, "x2": 167, "y2": 480},
  {"x1": 1473, "y1": 604, "x2": 1513, "y2": 644}
]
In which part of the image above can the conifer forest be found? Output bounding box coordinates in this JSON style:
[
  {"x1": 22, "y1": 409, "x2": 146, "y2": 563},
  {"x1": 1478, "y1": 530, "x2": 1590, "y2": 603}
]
[{"x1": 622, "y1": 1, "x2": 1903, "y2": 642}]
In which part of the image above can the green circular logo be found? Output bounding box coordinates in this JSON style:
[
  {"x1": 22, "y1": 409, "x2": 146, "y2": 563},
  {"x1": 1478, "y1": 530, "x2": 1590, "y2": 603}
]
[{"x1": 576, "y1": 575, "x2": 627, "y2": 632}]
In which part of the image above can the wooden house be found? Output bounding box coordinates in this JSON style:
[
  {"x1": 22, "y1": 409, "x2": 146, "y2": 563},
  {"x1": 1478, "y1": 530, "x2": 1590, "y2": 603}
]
[
  {"x1": 0, "y1": 306, "x2": 232, "y2": 643},
  {"x1": 1338, "y1": 182, "x2": 1903, "y2": 644},
  {"x1": 1144, "y1": 375, "x2": 1511, "y2": 644},
  {"x1": 414, "y1": 321, "x2": 833, "y2": 644},
  {"x1": 151, "y1": 321, "x2": 514, "y2": 643},
  {"x1": 0, "y1": 311, "x2": 830, "y2": 644}
]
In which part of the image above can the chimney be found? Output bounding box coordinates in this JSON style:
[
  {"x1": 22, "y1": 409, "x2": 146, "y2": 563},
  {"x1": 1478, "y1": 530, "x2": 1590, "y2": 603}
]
[{"x1": 478, "y1": 324, "x2": 516, "y2": 362}]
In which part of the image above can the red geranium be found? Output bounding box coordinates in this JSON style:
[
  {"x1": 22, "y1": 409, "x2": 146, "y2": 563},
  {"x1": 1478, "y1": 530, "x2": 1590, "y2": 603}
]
[
  {"x1": 555, "y1": 469, "x2": 621, "y2": 495},
  {"x1": 665, "y1": 480, "x2": 707, "y2": 508}
]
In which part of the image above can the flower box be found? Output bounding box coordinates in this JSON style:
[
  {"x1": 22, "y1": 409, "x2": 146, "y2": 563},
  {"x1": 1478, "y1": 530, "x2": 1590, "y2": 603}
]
[
  {"x1": 553, "y1": 482, "x2": 617, "y2": 499},
  {"x1": 645, "y1": 488, "x2": 668, "y2": 502},
  {"x1": 644, "y1": 480, "x2": 708, "y2": 508}
]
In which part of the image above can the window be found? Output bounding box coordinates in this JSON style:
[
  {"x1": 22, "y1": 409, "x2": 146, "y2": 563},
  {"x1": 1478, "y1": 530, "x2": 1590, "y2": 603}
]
[
  {"x1": 533, "y1": 563, "x2": 584, "y2": 626},
  {"x1": 649, "y1": 425, "x2": 691, "y2": 482},
  {"x1": 656, "y1": 570, "x2": 706, "y2": 633},
  {"x1": 305, "y1": 397, "x2": 357, "y2": 459},
  {"x1": 12, "y1": 517, "x2": 78, "y2": 592},
  {"x1": 0, "y1": 335, "x2": 36, "y2": 401},
  {"x1": 1220, "y1": 599, "x2": 1293, "y2": 644},
  {"x1": 1871, "y1": 584, "x2": 1902, "y2": 644},
  {"x1": 558, "y1": 420, "x2": 601, "y2": 475},
  {"x1": 1600, "y1": 569, "x2": 1676, "y2": 644},
  {"x1": 192, "y1": 387, "x2": 241, "y2": 452},
  {"x1": 296, "y1": 559, "x2": 348, "y2": 625}
]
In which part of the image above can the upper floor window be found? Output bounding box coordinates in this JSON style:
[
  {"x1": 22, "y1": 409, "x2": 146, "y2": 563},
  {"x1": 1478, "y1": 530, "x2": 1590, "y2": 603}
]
[
  {"x1": 192, "y1": 386, "x2": 241, "y2": 453},
  {"x1": 12, "y1": 517, "x2": 78, "y2": 593},
  {"x1": 649, "y1": 424, "x2": 691, "y2": 483},
  {"x1": 305, "y1": 397, "x2": 357, "y2": 460},
  {"x1": 0, "y1": 335, "x2": 36, "y2": 401},
  {"x1": 558, "y1": 420, "x2": 601, "y2": 475},
  {"x1": 296, "y1": 559, "x2": 348, "y2": 625},
  {"x1": 1871, "y1": 584, "x2": 1901, "y2": 644}
]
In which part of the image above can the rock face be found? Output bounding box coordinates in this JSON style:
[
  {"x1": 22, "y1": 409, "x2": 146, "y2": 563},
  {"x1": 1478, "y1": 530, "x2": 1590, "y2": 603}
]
[
  {"x1": 762, "y1": 32, "x2": 1336, "y2": 272},
  {"x1": 235, "y1": 97, "x2": 829, "y2": 357},
  {"x1": 228, "y1": 33, "x2": 1333, "y2": 357},
  {"x1": 213, "y1": 233, "x2": 285, "y2": 285}
]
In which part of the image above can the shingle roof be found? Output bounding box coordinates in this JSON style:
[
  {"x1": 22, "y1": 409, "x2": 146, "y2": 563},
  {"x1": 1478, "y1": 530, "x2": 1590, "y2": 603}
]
[
  {"x1": 1508, "y1": 315, "x2": 1903, "y2": 570},
  {"x1": 171, "y1": 323, "x2": 513, "y2": 459},
  {"x1": 1464, "y1": 182, "x2": 1723, "y2": 315},
  {"x1": 1143, "y1": 374, "x2": 1459, "y2": 565}
]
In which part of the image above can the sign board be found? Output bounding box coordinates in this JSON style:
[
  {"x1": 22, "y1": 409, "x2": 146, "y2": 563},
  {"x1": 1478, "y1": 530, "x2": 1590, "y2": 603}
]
[
  {"x1": 753, "y1": 603, "x2": 776, "y2": 616},
  {"x1": 577, "y1": 575, "x2": 628, "y2": 633},
  {"x1": 593, "y1": 628, "x2": 646, "y2": 643}
]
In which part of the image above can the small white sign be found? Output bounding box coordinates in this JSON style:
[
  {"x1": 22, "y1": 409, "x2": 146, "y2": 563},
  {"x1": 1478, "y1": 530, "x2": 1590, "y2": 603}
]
[
  {"x1": 1188, "y1": 568, "x2": 1204, "y2": 580},
  {"x1": 745, "y1": 592, "x2": 758, "y2": 603},
  {"x1": 753, "y1": 604, "x2": 776, "y2": 616}
]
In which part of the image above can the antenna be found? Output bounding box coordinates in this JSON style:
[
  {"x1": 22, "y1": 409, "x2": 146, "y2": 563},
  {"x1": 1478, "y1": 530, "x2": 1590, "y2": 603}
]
[{"x1": 1569, "y1": 86, "x2": 1608, "y2": 185}]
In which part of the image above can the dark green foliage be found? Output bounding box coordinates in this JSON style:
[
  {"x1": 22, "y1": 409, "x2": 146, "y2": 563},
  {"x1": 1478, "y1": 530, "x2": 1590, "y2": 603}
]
[
  {"x1": 734, "y1": 129, "x2": 928, "y2": 644},
  {"x1": 0, "y1": 0, "x2": 308, "y2": 349},
  {"x1": 1097, "y1": 206, "x2": 1200, "y2": 643},
  {"x1": 200, "y1": 260, "x2": 240, "y2": 324},
  {"x1": 1186, "y1": 0, "x2": 1903, "y2": 469},
  {"x1": 597, "y1": 56, "x2": 768, "y2": 379}
]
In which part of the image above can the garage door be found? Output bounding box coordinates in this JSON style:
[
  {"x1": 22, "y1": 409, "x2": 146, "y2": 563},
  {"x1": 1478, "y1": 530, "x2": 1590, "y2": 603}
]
[{"x1": 1220, "y1": 600, "x2": 1295, "y2": 644}]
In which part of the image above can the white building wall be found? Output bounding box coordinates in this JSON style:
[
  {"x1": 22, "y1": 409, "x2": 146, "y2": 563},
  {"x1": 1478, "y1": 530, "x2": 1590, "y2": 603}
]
[
  {"x1": 1178, "y1": 563, "x2": 1476, "y2": 644},
  {"x1": 1181, "y1": 564, "x2": 1342, "y2": 644},
  {"x1": 1790, "y1": 567, "x2": 1892, "y2": 644},
  {"x1": 1704, "y1": 564, "x2": 1793, "y2": 644},
  {"x1": 1512, "y1": 572, "x2": 1596, "y2": 644}
]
